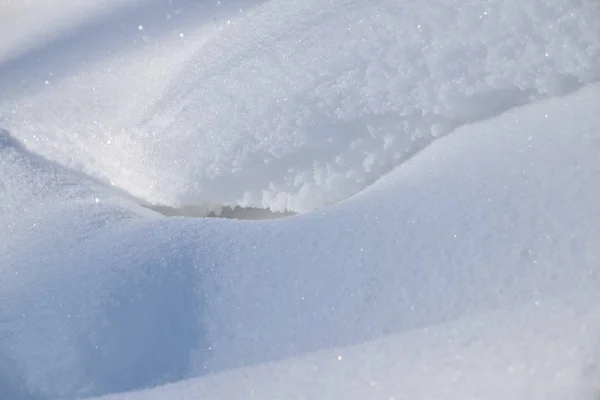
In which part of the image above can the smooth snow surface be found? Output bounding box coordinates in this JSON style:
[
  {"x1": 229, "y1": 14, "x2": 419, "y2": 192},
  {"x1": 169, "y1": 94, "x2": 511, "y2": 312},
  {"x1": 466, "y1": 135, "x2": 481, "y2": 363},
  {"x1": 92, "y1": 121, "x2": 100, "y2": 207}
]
[
  {"x1": 94, "y1": 298, "x2": 600, "y2": 400},
  {"x1": 1, "y1": 0, "x2": 600, "y2": 399}
]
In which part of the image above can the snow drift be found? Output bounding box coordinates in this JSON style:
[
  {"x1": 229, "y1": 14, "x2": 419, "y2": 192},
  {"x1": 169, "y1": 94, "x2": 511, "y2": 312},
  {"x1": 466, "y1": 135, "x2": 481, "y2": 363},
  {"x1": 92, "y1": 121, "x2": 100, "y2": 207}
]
[
  {"x1": 1, "y1": 0, "x2": 600, "y2": 399},
  {"x1": 1, "y1": 0, "x2": 599, "y2": 213},
  {"x1": 2, "y1": 83, "x2": 600, "y2": 398}
]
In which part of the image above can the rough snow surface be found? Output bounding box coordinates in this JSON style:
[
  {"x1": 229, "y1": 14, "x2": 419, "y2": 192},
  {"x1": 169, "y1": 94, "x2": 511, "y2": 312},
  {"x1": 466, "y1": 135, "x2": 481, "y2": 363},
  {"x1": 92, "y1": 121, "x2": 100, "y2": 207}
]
[
  {"x1": 2, "y1": 83, "x2": 600, "y2": 398},
  {"x1": 1, "y1": 0, "x2": 599, "y2": 212},
  {"x1": 1, "y1": 0, "x2": 600, "y2": 399}
]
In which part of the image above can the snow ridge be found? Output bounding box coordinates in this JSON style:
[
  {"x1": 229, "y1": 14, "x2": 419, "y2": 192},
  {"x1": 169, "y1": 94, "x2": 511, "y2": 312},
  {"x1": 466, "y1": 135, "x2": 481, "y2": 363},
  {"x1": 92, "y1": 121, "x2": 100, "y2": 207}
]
[
  {"x1": 140, "y1": 0, "x2": 600, "y2": 212},
  {"x1": 1, "y1": 0, "x2": 599, "y2": 214}
]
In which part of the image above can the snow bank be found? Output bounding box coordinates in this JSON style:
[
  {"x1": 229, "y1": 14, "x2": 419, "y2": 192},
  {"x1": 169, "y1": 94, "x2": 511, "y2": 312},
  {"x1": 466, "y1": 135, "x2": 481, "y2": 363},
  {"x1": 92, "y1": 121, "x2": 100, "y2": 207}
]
[
  {"x1": 2, "y1": 81, "x2": 600, "y2": 398},
  {"x1": 2, "y1": 0, "x2": 600, "y2": 398},
  {"x1": 1, "y1": 0, "x2": 599, "y2": 213},
  {"x1": 93, "y1": 82, "x2": 600, "y2": 400},
  {"x1": 189, "y1": 83, "x2": 600, "y2": 378}
]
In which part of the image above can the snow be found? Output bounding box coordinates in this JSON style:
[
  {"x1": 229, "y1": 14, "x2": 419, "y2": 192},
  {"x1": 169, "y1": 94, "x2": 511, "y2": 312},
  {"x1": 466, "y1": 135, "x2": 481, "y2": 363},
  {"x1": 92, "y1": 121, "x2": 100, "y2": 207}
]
[
  {"x1": 93, "y1": 298, "x2": 600, "y2": 400},
  {"x1": 97, "y1": 85, "x2": 600, "y2": 400},
  {"x1": 1, "y1": 0, "x2": 600, "y2": 399},
  {"x1": 2, "y1": 0, "x2": 599, "y2": 213}
]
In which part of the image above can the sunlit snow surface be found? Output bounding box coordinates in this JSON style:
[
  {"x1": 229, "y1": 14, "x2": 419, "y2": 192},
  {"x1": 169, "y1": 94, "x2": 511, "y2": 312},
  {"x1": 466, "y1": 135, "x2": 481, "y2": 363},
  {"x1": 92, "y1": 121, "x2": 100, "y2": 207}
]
[
  {"x1": 1, "y1": 0, "x2": 600, "y2": 399},
  {"x1": 2, "y1": 0, "x2": 599, "y2": 212}
]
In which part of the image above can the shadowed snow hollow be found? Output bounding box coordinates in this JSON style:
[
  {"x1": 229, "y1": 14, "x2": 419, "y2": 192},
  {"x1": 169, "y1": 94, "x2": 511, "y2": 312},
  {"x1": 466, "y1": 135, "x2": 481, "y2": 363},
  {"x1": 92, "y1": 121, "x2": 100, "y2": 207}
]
[{"x1": 1, "y1": 0, "x2": 599, "y2": 213}]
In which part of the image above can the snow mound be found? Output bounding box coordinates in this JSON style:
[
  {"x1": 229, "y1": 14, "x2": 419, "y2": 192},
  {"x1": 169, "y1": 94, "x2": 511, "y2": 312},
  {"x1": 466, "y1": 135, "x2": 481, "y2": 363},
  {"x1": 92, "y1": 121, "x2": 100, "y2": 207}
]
[
  {"x1": 1, "y1": 0, "x2": 599, "y2": 213},
  {"x1": 0, "y1": 130, "x2": 207, "y2": 399},
  {"x1": 2, "y1": 80, "x2": 600, "y2": 399},
  {"x1": 2, "y1": 0, "x2": 600, "y2": 398}
]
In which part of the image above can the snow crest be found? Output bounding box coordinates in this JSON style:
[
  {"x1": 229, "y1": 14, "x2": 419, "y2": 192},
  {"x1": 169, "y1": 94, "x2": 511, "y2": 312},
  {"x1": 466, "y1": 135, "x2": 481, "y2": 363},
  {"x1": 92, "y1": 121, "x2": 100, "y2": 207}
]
[{"x1": 1, "y1": 0, "x2": 599, "y2": 213}]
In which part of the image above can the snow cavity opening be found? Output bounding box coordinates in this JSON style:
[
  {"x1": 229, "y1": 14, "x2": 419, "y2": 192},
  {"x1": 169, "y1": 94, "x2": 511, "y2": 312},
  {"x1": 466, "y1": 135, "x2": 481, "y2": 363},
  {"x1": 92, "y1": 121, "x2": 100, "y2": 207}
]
[{"x1": 142, "y1": 203, "x2": 296, "y2": 220}]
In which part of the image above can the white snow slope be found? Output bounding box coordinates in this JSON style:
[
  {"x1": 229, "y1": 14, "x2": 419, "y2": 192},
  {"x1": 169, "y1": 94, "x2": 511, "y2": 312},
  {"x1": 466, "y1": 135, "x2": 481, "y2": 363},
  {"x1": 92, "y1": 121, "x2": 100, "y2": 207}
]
[
  {"x1": 2, "y1": 0, "x2": 599, "y2": 213},
  {"x1": 1, "y1": 0, "x2": 600, "y2": 399}
]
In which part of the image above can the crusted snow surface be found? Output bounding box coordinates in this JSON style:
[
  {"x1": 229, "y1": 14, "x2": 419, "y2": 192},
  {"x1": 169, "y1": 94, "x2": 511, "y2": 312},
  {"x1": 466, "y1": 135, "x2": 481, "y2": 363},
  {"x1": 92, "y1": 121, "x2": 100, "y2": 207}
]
[{"x1": 1, "y1": 0, "x2": 599, "y2": 213}]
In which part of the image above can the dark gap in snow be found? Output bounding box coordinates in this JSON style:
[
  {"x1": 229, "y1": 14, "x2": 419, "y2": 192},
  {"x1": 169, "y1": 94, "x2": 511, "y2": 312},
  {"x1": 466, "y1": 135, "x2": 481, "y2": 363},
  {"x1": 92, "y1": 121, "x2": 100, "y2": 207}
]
[{"x1": 142, "y1": 203, "x2": 297, "y2": 220}]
